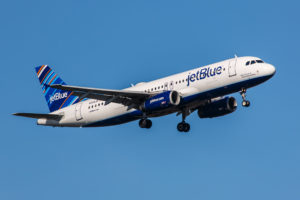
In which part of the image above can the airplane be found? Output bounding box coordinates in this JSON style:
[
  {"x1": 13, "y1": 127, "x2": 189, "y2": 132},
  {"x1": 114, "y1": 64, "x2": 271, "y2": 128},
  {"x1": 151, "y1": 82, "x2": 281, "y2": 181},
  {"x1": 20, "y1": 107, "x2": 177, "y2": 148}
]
[{"x1": 13, "y1": 56, "x2": 276, "y2": 132}]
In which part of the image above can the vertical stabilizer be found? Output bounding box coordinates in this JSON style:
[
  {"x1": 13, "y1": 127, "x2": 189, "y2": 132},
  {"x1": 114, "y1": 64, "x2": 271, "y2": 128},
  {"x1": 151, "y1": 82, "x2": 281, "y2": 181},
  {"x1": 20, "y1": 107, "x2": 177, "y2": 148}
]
[{"x1": 35, "y1": 65, "x2": 80, "y2": 112}]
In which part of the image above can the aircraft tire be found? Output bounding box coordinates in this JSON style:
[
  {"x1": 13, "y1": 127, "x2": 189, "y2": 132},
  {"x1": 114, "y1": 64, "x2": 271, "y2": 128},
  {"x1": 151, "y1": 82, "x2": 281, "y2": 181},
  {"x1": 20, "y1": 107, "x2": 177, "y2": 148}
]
[
  {"x1": 177, "y1": 122, "x2": 190, "y2": 132},
  {"x1": 145, "y1": 119, "x2": 152, "y2": 129},
  {"x1": 139, "y1": 119, "x2": 152, "y2": 129},
  {"x1": 139, "y1": 119, "x2": 146, "y2": 128},
  {"x1": 177, "y1": 122, "x2": 184, "y2": 132},
  {"x1": 242, "y1": 100, "x2": 250, "y2": 107},
  {"x1": 183, "y1": 123, "x2": 190, "y2": 132}
]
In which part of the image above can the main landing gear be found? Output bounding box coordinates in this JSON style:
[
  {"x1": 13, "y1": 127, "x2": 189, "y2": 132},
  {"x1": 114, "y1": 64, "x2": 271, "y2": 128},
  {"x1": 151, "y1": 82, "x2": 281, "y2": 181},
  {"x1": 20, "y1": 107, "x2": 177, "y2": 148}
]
[
  {"x1": 240, "y1": 88, "x2": 250, "y2": 107},
  {"x1": 177, "y1": 122, "x2": 190, "y2": 132},
  {"x1": 177, "y1": 108, "x2": 191, "y2": 132},
  {"x1": 139, "y1": 118, "x2": 152, "y2": 129},
  {"x1": 139, "y1": 112, "x2": 152, "y2": 129}
]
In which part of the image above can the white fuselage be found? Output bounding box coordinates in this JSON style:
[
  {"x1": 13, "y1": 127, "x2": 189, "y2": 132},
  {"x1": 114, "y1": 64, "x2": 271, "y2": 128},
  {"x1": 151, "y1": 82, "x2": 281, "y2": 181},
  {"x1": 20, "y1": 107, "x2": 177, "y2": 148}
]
[{"x1": 38, "y1": 56, "x2": 275, "y2": 127}]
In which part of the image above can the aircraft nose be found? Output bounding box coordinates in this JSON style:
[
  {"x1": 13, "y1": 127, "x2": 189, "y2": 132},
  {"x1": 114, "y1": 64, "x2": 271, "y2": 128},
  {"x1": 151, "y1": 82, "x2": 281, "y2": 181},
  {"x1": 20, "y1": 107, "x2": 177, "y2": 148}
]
[{"x1": 266, "y1": 64, "x2": 276, "y2": 76}]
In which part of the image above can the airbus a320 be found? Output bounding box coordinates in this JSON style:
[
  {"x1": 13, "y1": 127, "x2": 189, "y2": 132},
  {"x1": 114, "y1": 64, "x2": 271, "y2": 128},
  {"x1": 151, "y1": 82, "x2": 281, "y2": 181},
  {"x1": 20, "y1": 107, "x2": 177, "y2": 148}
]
[{"x1": 13, "y1": 56, "x2": 276, "y2": 132}]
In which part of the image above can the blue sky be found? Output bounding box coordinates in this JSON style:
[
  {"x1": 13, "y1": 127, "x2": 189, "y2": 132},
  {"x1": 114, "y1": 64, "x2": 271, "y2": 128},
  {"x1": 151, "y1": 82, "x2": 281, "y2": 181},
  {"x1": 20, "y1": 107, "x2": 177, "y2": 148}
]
[{"x1": 1, "y1": 0, "x2": 300, "y2": 199}]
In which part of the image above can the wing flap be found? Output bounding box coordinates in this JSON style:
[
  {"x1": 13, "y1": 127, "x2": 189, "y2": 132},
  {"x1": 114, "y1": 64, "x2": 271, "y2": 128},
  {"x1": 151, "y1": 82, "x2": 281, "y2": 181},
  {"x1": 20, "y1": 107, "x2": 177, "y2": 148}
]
[{"x1": 13, "y1": 113, "x2": 63, "y2": 120}]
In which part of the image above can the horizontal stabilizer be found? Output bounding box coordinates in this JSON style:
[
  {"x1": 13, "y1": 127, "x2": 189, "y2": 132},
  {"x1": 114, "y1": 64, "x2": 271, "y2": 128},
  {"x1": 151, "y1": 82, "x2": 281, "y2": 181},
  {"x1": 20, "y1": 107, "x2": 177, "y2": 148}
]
[{"x1": 13, "y1": 113, "x2": 63, "y2": 120}]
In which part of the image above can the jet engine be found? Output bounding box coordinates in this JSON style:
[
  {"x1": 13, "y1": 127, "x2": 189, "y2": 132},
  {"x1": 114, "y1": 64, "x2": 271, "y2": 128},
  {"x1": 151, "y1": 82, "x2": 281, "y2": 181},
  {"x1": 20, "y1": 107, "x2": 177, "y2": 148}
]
[
  {"x1": 142, "y1": 91, "x2": 181, "y2": 112},
  {"x1": 198, "y1": 97, "x2": 237, "y2": 118}
]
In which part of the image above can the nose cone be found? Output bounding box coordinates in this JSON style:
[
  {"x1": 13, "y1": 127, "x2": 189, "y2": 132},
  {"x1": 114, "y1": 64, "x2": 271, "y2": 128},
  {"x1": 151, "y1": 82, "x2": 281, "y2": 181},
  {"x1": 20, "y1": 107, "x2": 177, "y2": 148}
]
[{"x1": 266, "y1": 64, "x2": 276, "y2": 77}]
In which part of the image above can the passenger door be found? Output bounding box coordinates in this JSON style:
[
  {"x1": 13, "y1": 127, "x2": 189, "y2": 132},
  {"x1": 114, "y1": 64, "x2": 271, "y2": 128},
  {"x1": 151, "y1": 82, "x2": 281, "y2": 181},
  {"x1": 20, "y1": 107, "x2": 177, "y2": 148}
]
[
  {"x1": 75, "y1": 103, "x2": 83, "y2": 121},
  {"x1": 228, "y1": 59, "x2": 237, "y2": 77}
]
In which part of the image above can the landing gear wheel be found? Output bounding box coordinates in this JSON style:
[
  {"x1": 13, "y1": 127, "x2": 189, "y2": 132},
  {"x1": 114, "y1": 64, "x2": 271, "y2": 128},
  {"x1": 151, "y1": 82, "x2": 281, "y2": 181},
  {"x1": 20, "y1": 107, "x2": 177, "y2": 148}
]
[
  {"x1": 145, "y1": 119, "x2": 152, "y2": 129},
  {"x1": 177, "y1": 108, "x2": 191, "y2": 132},
  {"x1": 139, "y1": 119, "x2": 152, "y2": 129},
  {"x1": 177, "y1": 122, "x2": 184, "y2": 132},
  {"x1": 242, "y1": 100, "x2": 250, "y2": 107},
  {"x1": 139, "y1": 119, "x2": 146, "y2": 128},
  {"x1": 177, "y1": 122, "x2": 190, "y2": 132},
  {"x1": 183, "y1": 123, "x2": 190, "y2": 132}
]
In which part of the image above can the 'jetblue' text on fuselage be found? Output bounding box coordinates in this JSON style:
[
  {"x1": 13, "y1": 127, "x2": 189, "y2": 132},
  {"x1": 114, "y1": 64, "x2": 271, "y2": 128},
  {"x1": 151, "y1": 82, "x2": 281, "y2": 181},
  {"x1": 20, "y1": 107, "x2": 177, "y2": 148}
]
[{"x1": 187, "y1": 66, "x2": 222, "y2": 86}]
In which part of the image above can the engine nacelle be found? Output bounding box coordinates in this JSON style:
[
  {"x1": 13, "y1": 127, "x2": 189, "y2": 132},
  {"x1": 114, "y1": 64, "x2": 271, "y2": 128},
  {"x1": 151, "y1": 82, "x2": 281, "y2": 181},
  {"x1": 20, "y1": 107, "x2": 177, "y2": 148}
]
[
  {"x1": 198, "y1": 97, "x2": 237, "y2": 118},
  {"x1": 143, "y1": 91, "x2": 181, "y2": 112}
]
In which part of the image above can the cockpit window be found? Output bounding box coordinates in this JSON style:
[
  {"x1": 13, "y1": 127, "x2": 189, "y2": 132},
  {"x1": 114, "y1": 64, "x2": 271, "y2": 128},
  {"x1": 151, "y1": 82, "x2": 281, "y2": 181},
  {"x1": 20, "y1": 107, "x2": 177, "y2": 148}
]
[{"x1": 246, "y1": 59, "x2": 264, "y2": 66}]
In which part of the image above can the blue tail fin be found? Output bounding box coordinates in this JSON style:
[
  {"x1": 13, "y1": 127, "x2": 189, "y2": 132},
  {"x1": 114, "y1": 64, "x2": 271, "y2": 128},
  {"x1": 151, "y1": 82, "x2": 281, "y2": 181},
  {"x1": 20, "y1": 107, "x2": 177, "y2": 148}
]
[{"x1": 35, "y1": 65, "x2": 80, "y2": 112}]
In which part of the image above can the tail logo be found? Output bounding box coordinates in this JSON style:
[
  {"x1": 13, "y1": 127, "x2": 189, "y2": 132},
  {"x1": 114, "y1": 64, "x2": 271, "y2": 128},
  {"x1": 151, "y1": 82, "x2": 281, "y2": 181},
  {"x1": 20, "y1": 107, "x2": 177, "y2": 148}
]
[
  {"x1": 36, "y1": 65, "x2": 82, "y2": 112},
  {"x1": 50, "y1": 92, "x2": 68, "y2": 104}
]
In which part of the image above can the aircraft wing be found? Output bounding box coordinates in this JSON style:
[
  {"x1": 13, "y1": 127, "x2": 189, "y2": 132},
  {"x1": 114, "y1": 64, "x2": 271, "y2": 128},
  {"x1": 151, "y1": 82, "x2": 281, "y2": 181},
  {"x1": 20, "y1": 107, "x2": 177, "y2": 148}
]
[
  {"x1": 13, "y1": 113, "x2": 63, "y2": 120},
  {"x1": 50, "y1": 84, "x2": 156, "y2": 109}
]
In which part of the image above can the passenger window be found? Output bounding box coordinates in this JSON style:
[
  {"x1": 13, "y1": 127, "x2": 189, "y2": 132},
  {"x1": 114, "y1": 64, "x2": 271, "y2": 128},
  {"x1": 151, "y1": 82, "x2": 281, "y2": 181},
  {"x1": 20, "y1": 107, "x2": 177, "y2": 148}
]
[
  {"x1": 246, "y1": 61, "x2": 250, "y2": 66},
  {"x1": 251, "y1": 60, "x2": 256, "y2": 64}
]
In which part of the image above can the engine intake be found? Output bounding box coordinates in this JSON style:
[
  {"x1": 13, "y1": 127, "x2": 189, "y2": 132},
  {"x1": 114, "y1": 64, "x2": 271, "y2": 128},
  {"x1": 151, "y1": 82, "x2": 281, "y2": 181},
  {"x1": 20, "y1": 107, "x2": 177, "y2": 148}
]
[
  {"x1": 198, "y1": 97, "x2": 237, "y2": 118},
  {"x1": 143, "y1": 91, "x2": 181, "y2": 112}
]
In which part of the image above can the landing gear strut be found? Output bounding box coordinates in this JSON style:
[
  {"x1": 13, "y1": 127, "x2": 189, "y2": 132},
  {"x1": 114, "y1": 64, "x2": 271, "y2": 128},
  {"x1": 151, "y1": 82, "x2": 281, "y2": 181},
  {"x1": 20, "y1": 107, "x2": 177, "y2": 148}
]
[
  {"x1": 240, "y1": 88, "x2": 250, "y2": 107},
  {"x1": 177, "y1": 108, "x2": 191, "y2": 132}
]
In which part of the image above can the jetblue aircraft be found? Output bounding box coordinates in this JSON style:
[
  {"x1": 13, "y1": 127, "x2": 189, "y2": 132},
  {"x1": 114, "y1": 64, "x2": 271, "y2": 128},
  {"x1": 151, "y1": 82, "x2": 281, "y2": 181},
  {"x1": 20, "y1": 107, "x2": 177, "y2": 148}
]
[{"x1": 13, "y1": 56, "x2": 275, "y2": 132}]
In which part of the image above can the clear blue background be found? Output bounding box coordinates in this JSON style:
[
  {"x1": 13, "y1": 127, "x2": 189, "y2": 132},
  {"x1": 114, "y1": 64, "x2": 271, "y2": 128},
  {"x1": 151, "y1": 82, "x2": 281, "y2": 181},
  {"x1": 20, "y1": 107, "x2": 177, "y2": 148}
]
[{"x1": 1, "y1": 0, "x2": 299, "y2": 199}]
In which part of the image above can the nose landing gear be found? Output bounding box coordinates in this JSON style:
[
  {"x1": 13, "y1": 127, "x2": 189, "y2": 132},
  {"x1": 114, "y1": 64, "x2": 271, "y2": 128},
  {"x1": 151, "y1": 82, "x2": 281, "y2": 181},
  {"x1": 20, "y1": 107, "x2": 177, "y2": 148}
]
[
  {"x1": 177, "y1": 108, "x2": 191, "y2": 132},
  {"x1": 240, "y1": 88, "x2": 250, "y2": 107}
]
